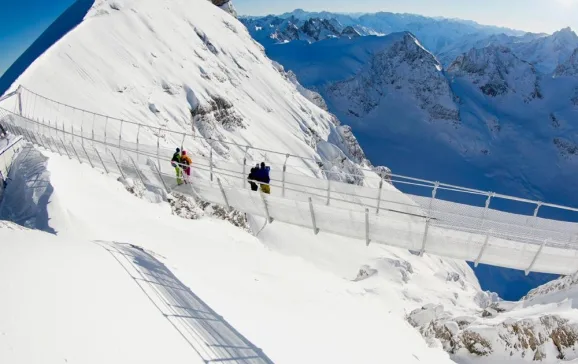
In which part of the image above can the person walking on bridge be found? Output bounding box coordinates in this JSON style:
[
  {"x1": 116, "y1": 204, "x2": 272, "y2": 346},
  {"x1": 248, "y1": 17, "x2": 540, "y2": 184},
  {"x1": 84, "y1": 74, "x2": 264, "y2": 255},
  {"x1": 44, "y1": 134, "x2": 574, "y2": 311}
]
[
  {"x1": 0, "y1": 123, "x2": 6, "y2": 139},
  {"x1": 171, "y1": 148, "x2": 183, "y2": 185},
  {"x1": 181, "y1": 150, "x2": 192, "y2": 183},
  {"x1": 257, "y1": 162, "x2": 271, "y2": 194}
]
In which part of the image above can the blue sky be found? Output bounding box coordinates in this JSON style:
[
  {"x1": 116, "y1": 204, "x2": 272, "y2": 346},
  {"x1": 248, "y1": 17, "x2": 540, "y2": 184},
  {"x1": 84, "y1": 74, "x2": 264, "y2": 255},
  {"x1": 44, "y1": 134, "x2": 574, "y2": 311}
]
[
  {"x1": 0, "y1": 0, "x2": 75, "y2": 76},
  {"x1": 1, "y1": 0, "x2": 577, "y2": 76}
]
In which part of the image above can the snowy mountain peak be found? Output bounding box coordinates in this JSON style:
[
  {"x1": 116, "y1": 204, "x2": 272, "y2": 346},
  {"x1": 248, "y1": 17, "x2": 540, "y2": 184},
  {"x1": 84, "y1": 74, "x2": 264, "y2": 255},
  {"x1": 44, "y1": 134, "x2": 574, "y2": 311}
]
[
  {"x1": 341, "y1": 25, "x2": 361, "y2": 39},
  {"x1": 448, "y1": 45, "x2": 542, "y2": 101},
  {"x1": 326, "y1": 32, "x2": 459, "y2": 123},
  {"x1": 554, "y1": 48, "x2": 578, "y2": 77},
  {"x1": 552, "y1": 27, "x2": 578, "y2": 41}
]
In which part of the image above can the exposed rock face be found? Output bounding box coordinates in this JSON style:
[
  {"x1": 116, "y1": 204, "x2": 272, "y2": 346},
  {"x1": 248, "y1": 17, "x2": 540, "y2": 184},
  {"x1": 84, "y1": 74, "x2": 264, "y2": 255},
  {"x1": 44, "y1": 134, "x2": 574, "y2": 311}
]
[
  {"x1": 209, "y1": 0, "x2": 237, "y2": 17},
  {"x1": 447, "y1": 45, "x2": 543, "y2": 102},
  {"x1": 555, "y1": 48, "x2": 578, "y2": 77},
  {"x1": 408, "y1": 303, "x2": 578, "y2": 361},
  {"x1": 341, "y1": 26, "x2": 361, "y2": 39},
  {"x1": 328, "y1": 32, "x2": 459, "y2": 123}
]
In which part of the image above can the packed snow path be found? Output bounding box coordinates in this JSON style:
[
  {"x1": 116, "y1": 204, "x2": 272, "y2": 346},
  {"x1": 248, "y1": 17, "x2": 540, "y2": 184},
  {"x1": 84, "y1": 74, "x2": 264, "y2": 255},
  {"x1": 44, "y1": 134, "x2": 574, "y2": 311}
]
[
  {"x1": 3, "y1": 88, "x2": 578, "y2": 276},
  {"x1": 98, "y1": 241, "x2": 273, "y2": 364}
]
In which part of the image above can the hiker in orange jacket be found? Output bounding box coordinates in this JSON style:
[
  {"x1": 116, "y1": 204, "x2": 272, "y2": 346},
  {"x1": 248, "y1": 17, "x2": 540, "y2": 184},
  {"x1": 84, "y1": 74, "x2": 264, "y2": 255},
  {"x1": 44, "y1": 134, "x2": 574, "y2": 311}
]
[{"x1": 181, "y1": 150, "x2": 192, "y2": 179}]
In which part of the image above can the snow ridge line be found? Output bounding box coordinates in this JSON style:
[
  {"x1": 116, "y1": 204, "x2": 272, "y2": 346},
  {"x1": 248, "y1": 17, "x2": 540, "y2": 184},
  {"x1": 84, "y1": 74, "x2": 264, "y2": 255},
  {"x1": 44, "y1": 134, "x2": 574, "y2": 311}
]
[{"x1": 4, "y1": 106, "x2": 578, "y2": 275}]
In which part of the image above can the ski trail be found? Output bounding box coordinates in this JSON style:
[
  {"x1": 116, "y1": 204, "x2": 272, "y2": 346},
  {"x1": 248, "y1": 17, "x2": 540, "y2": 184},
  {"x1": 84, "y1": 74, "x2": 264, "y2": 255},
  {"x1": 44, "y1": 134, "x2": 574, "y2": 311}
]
[{"x1": 96, "y1": 241, "x2": 274, "y2": 364}]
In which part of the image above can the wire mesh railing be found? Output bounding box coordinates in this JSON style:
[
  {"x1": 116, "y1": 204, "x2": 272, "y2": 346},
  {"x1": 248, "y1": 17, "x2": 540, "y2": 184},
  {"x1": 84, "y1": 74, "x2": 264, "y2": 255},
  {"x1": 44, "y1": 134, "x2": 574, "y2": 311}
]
[{"x1": 3, "y1": 87, "x2": 578, "y2": 275}]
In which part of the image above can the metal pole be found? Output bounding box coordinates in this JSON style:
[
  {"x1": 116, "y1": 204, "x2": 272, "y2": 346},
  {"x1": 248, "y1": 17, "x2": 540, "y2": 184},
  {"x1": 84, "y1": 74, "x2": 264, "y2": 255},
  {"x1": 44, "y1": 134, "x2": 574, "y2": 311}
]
[
  {"x1": 217, "y1": 178, "x2": 232, "y2": 211},
  {"x1": 525, "y1": 240, "x2": 547, "y2": 276},
  {"x1": 282, "y1": 154, "x2": 289, "y2": 197},
  {"x1": 136, "y1": 125, "x2": 141, "y2": 163},
  {"x1": 109, "y1": 149, "x2": 126, "y2": 179},
  {"x1": 104, "y1": 117, "x2": 108, "y2": 143},
  {"x1": 59, "y1": 138, "x2": 71, "y2": 159},
  {"x1": 17, "y1": 89, "x2": 23, "y2": 116},
  {"x1": 81, "y1": 144, "x2": 95, "y2": 168},
  {"x1": 69, "y1": 142, "x2": 82, "y2": 164},
  {"x1": 420, "y1": 182, "x2": 439, "y2": 256},
  {"x1": 242, "y1": 146, "x2": 249, "y2": 188},
  {"x1": 308, "y1": 197, "x2": 320, "y2": 235},
  {"x1": 365, "y1": 208, "x2": 370, "y2": 246},
  {"x1": 530, "y1": 202, "x2": 542, "y2": 227},
  {"x1": 118, "y1": 120, "x2": 123, "y2": 151},
  {"x1": 474, "y1": 230, "x2": 492, "y2": 267},
  {"x1": 94, "y1": 147, "x2": 109, "y2": 174},
  {"x1": 129, "y1": 155, "x2": 146, "y2": 186},
  {"x1": 260, "y1": 190, "x2": 273, "y2": 224},
  {"x1": 376, "y1": 179, "x2": 384, "y2": 214},
  {"x1": 149, "y1": 158, "x2": 169, "y2": 193},
  {"x1": 91, "y1": 114, "x2": 96, "y2": 141},
  {"x1": 156, "y1": 128, "x2": 161, "y2": 171}
]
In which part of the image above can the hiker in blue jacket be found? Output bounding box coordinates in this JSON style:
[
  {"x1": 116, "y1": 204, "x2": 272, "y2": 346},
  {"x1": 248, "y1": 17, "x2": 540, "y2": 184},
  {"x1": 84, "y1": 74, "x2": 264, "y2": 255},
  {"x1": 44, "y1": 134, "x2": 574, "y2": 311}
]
[{"x1": 257, "y1": 162, "x2": 271, "y2": 194}]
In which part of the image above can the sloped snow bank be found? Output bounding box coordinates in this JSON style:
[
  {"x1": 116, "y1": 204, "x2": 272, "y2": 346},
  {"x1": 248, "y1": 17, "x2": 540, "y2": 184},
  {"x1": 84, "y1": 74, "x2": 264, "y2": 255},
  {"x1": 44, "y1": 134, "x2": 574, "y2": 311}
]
[
  {"x1": 0, "y1": 147, "x2": 493, "y2": 363},
  {"x1": 0, "y1": 144, "x2": 56, "y2": 232}
]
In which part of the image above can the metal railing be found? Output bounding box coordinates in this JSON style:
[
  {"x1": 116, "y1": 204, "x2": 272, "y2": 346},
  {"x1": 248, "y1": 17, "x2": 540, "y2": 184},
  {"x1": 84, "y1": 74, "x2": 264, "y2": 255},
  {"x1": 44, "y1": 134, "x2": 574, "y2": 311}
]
[{"x1": 3, "y1": 87, "x2": 578, "y2": 276}]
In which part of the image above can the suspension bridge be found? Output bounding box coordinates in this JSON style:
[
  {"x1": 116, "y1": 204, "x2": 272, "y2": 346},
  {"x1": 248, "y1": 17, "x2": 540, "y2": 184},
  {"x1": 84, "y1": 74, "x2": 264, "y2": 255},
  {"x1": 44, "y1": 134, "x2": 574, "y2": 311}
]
[{"x1": 2, "y1": 86, "x2": 578, "y2": 277}]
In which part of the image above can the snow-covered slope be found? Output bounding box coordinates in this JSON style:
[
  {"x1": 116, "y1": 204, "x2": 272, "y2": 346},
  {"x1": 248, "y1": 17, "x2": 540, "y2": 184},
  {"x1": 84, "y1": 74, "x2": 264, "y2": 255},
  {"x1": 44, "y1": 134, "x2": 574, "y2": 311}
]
[
  {"x1": 0, "y1": 140, "x2": 494, "y2": 363},
  {"x1": 439, "y1": 28, "x2": 578, "y2": 72},
  {"x1": 3, "y1": 0, "x2": 371, "y2": 182},
  {"x1": 555, "y1": 48, "x2": 578, "y2": 77},
  {"x1": 447, "y1": 45, "x2": 542, "y2": 102},
  {"x1": 261, "y1": 30, "x2": 578, "y2": 300}
]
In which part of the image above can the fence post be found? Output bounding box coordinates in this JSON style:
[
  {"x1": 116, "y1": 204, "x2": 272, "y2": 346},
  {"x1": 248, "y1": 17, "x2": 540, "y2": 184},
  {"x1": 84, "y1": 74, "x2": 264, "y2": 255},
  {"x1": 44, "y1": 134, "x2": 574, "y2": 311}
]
[
  {"x1": 217, "y1": 178, "x2": 232, "y2": 211},
  {"x1": 530, "y1": 202, "x2": 542, "y2": 227},
  {"x1": 59, "y1": 138, "x2": 72, "y2": 159},
  {"x1": 525, "y1": 240, "x2": 547, "y2": 276},
  {"x1": 81, "y1": 143, "x2": 95, "y2": 168},
  {"x1": 104, "y1": 117, "x2": 108, "y2": 143},
  {"x1": 260, "y1": 190, "x2": 273, "y2": 223},
  {"x1": 109, "y1": 149, "x2": 126, "y2": 179},
  {"x1": 308, "y1": 197, "x2": 320, "y2": 235},
  {"x1": 136, "y1": 125, "x2": 141, "y2": 163},
  {"x1": 474, "y1": 230, "x2": 492, "y2": 267},
  {"x1": 365, "y1": 208, "x2": 371, "y2": 246},
  {"x1": 157, "y1": 128, "x2": 161, "y2": 171},
  {"x1": 376, "y1": 179, "x2": 384, "y2": 214},
  {"x1": 17, "y1": 88, "x2": 23, "y2": 116},
  {"x1": 149, "y1": 158, "x2": 169, "y2": 193},
  {"x1": 242, "y1": 146, "x2": 250, "y2": 188},
  {"x1": 69, "y1": 142, "x2": 82, "y2": 164},
  {"x1": 94, "y1": 147, "x2": 109, "y2": 174},
  {"x1": 282, "y1": 154, "x2": 289, "y2": 197},
  {"x1": 326, "y1": 178, "x2": 331, "y2": 206},
  {"x1": 420, "y1": 182, "x2": 439, "y2": 256},
  {"x1": 128, "y1": 155, "x2": 146, "y2": 186},
  {"x1": 91, "y1": 114, "x2": 96, "y2": 141},
  {"x1": 118, "y1": 120, "x2": 123, "y2": 151}
]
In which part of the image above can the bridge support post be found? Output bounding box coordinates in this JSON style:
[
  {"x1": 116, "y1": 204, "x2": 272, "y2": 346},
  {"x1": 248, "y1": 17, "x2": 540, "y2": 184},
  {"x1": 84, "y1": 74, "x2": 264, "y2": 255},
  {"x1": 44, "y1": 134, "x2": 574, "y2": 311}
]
[
  {"x1": 109, "y1": 150, "x2": 126, "y2": 180},
  {"x1": 156, "y1": 128, "x2": 161, "y2": 171},
  {"x1": 242, "y1": 146, "x2": 249, "y2": 189},
  {"x1": 118, "y1": 120, "x2": 123, "y2": 151},
  {"x1": 94, "y1": 147, "x2": 109, "y2": 174},
  {"x1": 365, "y1": 208, "x2": 371, "y2": 246},
  {"x1": 59, "y1": 138, "x2": 71, "y2": 159},
  {"x1": 149, "y1": 158, "x2": 168, "y2": 193},
  {"x1": 136, "y1": 125, "x2": 141, "y2": 163},
  {"x1": 475, "y1": 230, "x2": 492, "y2": 267},
  {"x1": 309, "y1": 197, "x2": 320, "y2": 235},
  {"x1": 69, "y1": 142, "x2": 82, "y2": 164},
  {"x1": 217, "y1": 178, "x2": 232, "y2": 211},
  {"x1": 525, "y1": 240, "x2": 547, "y2": 276},
  {"x1": 17, "y1": 87, "x2": 23, "y2": 116},
  {"x1": 282, "y1": 154, "x2": 289, "y2": 197},
  {"x1": 420, "y1": 182, "x2": 439, "y2": 256},
  {"x1": 376, "y1": 179, "x2": 384, "y2": 215},
  {"x1": 81, "y1": 143, "x2": 95, "y2": 169},
  {"x1": 261, "y1": 191, "x2": 273, "y2": 224}
]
